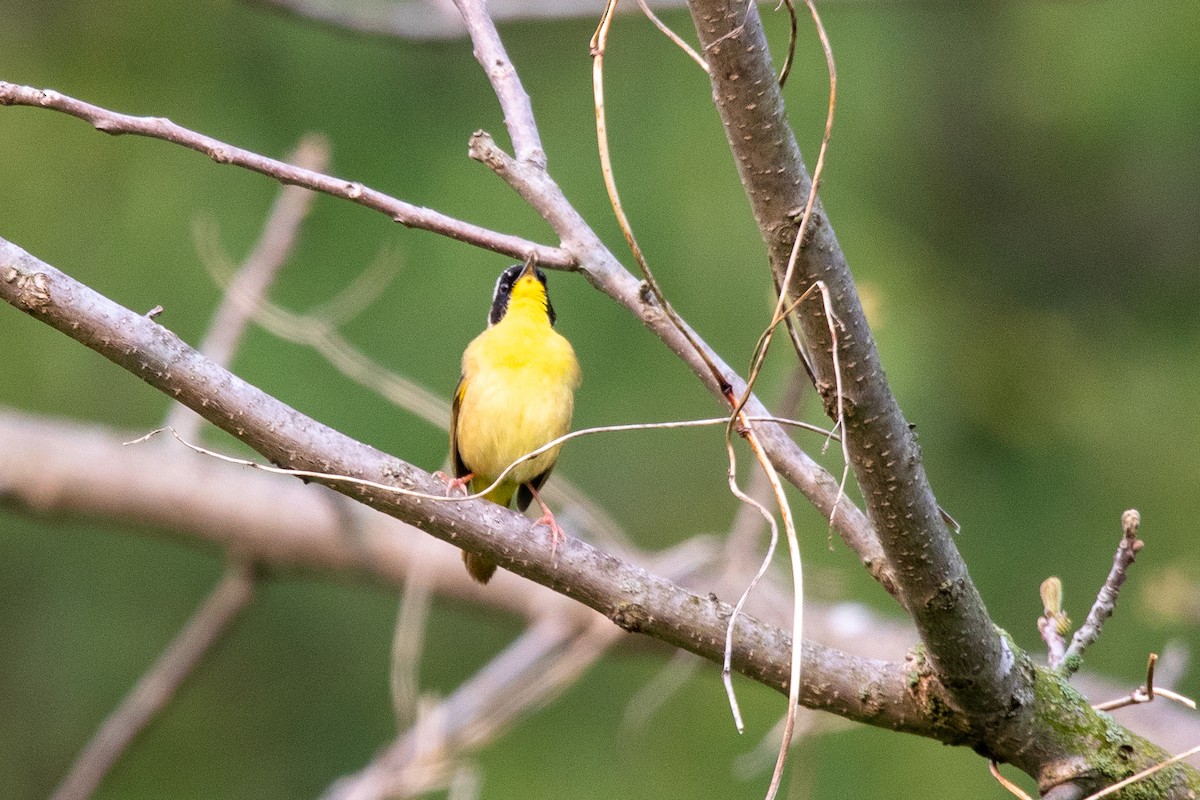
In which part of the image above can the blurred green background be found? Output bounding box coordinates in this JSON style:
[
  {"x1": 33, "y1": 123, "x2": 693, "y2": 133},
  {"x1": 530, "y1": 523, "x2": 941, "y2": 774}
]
[{"x1": 2, "y1": 1, "x2": 1198, "y2": 797}]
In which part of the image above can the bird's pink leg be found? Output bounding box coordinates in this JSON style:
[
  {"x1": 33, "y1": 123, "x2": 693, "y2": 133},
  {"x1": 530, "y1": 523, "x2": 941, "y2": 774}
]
[{"x1": 526, "y1": 484, "x2": 565, "y2": 557}]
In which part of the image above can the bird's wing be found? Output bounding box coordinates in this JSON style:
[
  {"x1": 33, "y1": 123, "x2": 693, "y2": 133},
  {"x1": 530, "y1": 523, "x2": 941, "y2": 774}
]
[{"x1": 450, "y1": 374, "x2": 470, "y2": 479}]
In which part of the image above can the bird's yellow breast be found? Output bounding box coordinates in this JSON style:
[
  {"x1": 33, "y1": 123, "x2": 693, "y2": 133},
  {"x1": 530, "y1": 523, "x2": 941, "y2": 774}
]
[{"x1": 455, "y1": 281, "x2": 580, "y2": 491}]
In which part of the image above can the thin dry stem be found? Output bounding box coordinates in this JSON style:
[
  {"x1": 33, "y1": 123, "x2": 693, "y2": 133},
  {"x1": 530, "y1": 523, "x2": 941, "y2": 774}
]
[
  {"x1": 1092, "y1": 653, "x2": 1198, "y2": 712},
  {"x1": 589, "y1": 0, "x2": 732, "y2": 397},
  {"x1": 722, "y1": 279, "x2": 840, "y2": 796},
  {"x1": 132, "y1": 414, "x2": 835, "y2": 514},
  {"x1": 635, "y1": 0, "x2": 710, "y2": 72},
  {"x1": 990, "y1": 761, "x2": 1035, "y2": 800},
  {"x1": 776, "y1": 0, "x2": 798, "y2": 87},
  {"x1": 594, "y1": 7, "x2": 838, "y2": 791},
  {"x1": 1082, "y1": 742, "x2": 1200, "y2": 800}
]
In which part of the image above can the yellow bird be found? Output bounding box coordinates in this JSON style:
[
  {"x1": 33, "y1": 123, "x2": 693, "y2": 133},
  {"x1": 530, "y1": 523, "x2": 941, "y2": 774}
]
[{"x1": 450, "y1": 260, "x2": 581, "y2": 584}]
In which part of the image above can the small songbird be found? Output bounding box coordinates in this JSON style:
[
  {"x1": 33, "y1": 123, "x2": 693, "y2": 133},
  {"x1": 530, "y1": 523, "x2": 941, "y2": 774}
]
[{"x1": 450, "y1": 260, "x2": 581, "y2": 584}]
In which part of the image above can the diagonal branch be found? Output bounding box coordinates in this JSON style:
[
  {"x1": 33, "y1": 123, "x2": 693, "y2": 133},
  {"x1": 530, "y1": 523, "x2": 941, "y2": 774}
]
[
  {"x1": 465, "y1": 129, "x2": 898, "y2": 596},
  {"x1": 0, "y1": 236, "x2": 958, "y2": 743},
  {"x1": 0, "y1": 81, "x2": 571, "y2": 268},
  {"x1": 1062, "y1": 509, "x2": 1145, "y2": 672}
]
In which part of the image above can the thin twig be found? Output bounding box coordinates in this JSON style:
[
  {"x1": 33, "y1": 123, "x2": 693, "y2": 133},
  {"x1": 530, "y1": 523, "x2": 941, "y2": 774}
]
[
  {"x1": 591, "y1": 7, "x2": 818, "y2": 783},
  {"x1": 776, "y1": 0, "x2": 799, "y2": 88},
  {"x1": 635, "y1": 0, "x2": 710, "y2": 73},
  {"x1": 50, "y1": 563, "x2": 256, "y2": 800},
  {"x1": 1062, "y1": 509, "x2": 1144, "y2": 673},
  {"x1": 1092, "y1": 653, "x2": 1198, "y2": 712},
  {"x1": 391, "y1": 549, "x2": 434, "y2": 730},
  {"x1": 0, "y1": 81, "x2": 570, "y2": 268},
  {"x1": 720, "y1": 458, "x2": 782, "y2": 735},
  {"x1": 716, "y1": 4, "x2": 835, "y2": 792},
  {"x1": 621, "y1": 650, "x2": 703, "y2": 732},
  {"x1": 589, "y1": 0, "x2": 733, "y2": 398}
]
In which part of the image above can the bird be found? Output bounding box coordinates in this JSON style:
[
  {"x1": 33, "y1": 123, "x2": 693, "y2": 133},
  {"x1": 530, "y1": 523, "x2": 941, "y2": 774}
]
[{"x1": 449, "y1": 260, "x2": 581, "y2": 584}]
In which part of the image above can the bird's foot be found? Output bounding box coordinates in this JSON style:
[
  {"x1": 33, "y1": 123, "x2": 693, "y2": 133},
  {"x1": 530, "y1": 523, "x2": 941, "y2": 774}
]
[
  {"x1": 528, "y1": 484, "x2": 566, "y2": 558},
  {"x1": 535, "y1": 509, "x2": 567, "y2": 558},
  {"x1": 434, "y1": 470, "x2": 473, "y2": 497}
]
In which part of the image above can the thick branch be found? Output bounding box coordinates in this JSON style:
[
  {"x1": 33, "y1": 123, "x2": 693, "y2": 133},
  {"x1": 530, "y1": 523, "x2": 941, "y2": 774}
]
[
  {"x1": 7, "y1": 405, "x2": 1198, "y2": 794},
  {"x1": 686, "y1": 0, "x2": 1015, "y2": 717},
  {"x1": 0, "y1": 236, "x2": 954, "y2": 741}
]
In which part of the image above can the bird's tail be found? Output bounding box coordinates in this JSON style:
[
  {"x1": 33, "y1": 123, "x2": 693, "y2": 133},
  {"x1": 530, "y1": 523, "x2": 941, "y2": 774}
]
[
  {"x1": 462, "y1": 479, "x2": 516, "y2": 584},
  {"x1": 463, "y1": 551, "x2": 498, "y2": 584}
]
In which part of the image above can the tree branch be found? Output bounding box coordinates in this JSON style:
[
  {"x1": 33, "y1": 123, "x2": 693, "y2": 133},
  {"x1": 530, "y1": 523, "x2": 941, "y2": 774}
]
[
  {"x1": 0, "y1": 236, "x2": 956, "y2": 741},
  {"x1": 6, "y1": 404, "x2": 1198, "y2": 793},
  {"x1": 686, "y1": 0, "x2": 1015, "y2": 717},
  {"x1": 1062, "y1": 510, "x2": 1145, "y2": 673},
  {"x1": 0, "y1": 81, "x2": 571, "y2": 268}
]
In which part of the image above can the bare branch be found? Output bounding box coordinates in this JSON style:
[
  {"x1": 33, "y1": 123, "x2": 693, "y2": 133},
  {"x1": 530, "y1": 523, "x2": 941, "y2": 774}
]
[
  {"x1": 686, "y1": 0, "x2": 1016, "y2": 720},
  {"x1": 324, "y1": 620, "x2": 606, "y2": 800},
  {"x1": 0, "y1": 81, "x2": 571, "y2": 268},
  {"x1": 453, "y1": 0, "x2": 544, "y2": 165},
  {"x1": 1093, "y1": 653, "x2": 1198, "y2": 713},
  {"x1": 1063, "y1": 509, "x2": 1145, "y2": 673},
  {"x1": 245, "y1": 0, "x2": 698, "y2": 42},
  {"x1": 328, "y1": 537, "x2": 714, "y2": 800},
  {"x1": 7, "y1": 404, "x2": 1200, "y2": 768},
  {"x1": 0, "y1": 237, "x2": 952, "y2": 740},
  {"x1": 49, "y1": 564, "x2": 256, "y2": 800}
]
